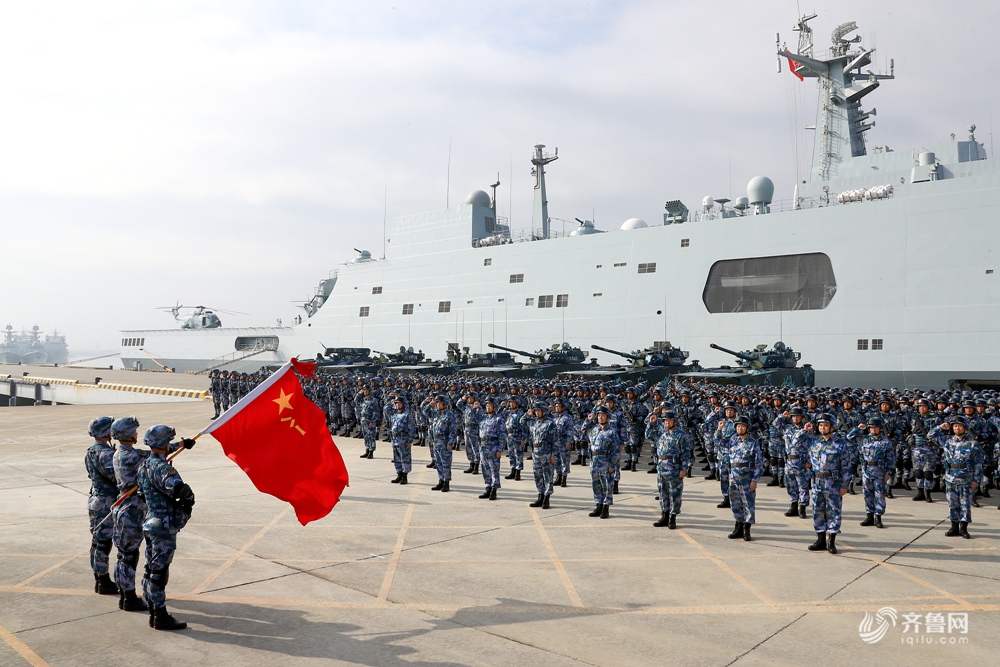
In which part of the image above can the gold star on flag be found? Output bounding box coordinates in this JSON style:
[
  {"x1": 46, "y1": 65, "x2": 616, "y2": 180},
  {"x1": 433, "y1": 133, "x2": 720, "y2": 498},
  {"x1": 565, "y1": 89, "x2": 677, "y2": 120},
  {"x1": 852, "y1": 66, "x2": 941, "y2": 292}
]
[{"x1": 273, "y1": 389, "x2": 294, "y2": 414}]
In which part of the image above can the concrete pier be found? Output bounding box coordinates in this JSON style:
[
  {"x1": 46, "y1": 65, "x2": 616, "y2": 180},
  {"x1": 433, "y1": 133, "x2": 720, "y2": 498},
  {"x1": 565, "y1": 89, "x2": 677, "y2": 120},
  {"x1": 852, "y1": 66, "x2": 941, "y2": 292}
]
[{"x1": 1, "y1": 401, "x2": 998, "y2": 666}]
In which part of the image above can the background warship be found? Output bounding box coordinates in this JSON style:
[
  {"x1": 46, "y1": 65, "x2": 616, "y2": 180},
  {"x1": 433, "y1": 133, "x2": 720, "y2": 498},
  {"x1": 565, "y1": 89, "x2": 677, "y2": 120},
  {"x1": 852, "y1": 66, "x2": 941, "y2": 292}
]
[
  {"x1": 121, "y1": 16, "x2": 1000, "y2": 390},
  {"x1": 2, "y1": 325, "x2": 68, "y2": 365}
]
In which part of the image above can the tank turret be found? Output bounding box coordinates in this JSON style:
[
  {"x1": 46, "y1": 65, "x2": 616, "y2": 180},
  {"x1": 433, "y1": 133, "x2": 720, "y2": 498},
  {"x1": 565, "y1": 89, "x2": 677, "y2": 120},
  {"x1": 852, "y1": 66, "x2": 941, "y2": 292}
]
[{"x1": 710, "y1": 342, "x2": 800, "y2": 370}]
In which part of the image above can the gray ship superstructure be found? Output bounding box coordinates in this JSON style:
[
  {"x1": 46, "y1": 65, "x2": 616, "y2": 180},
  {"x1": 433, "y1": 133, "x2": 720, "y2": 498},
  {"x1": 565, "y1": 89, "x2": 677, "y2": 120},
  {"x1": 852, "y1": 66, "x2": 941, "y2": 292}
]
[
  {"x1": 122, "y1": 17, "x2": 1000, "y2": 388},
  {"x1": 2, "y1": 325, "x2": 69, "y2": 365}
]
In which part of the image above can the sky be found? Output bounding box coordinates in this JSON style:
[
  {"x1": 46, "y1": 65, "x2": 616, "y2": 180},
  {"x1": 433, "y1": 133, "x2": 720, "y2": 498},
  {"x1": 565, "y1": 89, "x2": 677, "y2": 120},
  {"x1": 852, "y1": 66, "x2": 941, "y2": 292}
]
[{"x1": 2, "y1": 0, "x2": 997, "y2": 352}]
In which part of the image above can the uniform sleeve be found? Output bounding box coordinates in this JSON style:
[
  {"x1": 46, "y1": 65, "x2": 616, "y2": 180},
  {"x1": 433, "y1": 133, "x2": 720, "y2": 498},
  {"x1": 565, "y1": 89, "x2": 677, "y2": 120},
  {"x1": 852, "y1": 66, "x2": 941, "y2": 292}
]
[
  {"x1": 681, "y1": 433, "x2": 695, "y2": 470},
  {"x1": 752, "y1": 439, "x2": 764, "y2": 481}
]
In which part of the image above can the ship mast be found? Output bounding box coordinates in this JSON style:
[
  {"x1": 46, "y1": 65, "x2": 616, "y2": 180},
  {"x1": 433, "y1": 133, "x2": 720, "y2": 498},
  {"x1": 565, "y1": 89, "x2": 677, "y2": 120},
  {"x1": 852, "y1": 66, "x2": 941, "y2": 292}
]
[{"x1": 531, "y1": 144, "x2": 557, "y2": 239}]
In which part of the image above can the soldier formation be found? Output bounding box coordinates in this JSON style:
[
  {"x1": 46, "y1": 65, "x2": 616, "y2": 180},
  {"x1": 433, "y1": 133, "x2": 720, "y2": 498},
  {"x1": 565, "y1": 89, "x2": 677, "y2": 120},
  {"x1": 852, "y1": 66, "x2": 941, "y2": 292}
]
[{"x1": 84, "y1": 368, "x2": 997, "y2": 626}]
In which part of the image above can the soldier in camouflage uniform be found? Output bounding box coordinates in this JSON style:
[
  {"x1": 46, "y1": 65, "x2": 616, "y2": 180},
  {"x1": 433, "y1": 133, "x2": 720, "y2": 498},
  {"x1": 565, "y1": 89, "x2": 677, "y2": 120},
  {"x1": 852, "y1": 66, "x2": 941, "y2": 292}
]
[
  {"x1": 428, "y1": 394, "x2": 457, "y2": 492},
  {"x1": 712, "y1": 402, "x2": 739, "y2": 509},
  {"x1": 647, "y1": 410, "x2": 693, "y2": 529},
  {"x1": 775, "y1": 406, "x2": 811, "y2": 519},
  {"x1": 941, "y1": 415, "x2": 985, "y2": 538},
  {"x1": 358, "y1": 386, "x2": 380, "y2": 459},
  {"x1": 111, "y1": 417, "x2": 149, "y2": 611},
  {"x1": 138, "y1": 425, "x2": 195, "y2": 630},
  {"x1": 477, "y1": 397, "x2": 506, "y2": 499},
  {"x1": 587, "y1": 406, "x2": 618, "y2": 519},
  {"x1": 725, "y1": 416, "x2": 763, "y2": 541},
  {"x1": 503, "y1": 396, "x2": 527, "y2": 481},
  {"x1": 388, "y1": 394, "x2": 415, "y2": 484},
  {"x1": 800, "y1": 413, "x2": 853, "y2": 554},
  {"x1": 846, "y1": 417, "x2": 896, "y2": 528},
  {"x1": 461, "y1": 393, "x2": 484, "y2": 475},
  {"x1": 84, "y1": 416, "x2": 119, "y2": 596},
  {"x1": 527, "y1": 401, "x2": 558, "y2": 509},
  {"x1": 209, "y1": 370, "x2": 223, "y2": 419},
  {"x1": 552, "y1": 398, "x2": 577, "y2": 487}
]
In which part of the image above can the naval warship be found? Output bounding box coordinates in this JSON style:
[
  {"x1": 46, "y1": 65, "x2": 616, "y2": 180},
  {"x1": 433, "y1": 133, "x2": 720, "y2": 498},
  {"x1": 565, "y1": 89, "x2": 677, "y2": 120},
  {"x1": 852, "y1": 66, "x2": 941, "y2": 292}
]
[
  {"x1": 2, "y1": 325, "x2": 69, "y2": 365},
  {"x1": 121, "y1": 16, "x2": 1000, "y2": 389}
]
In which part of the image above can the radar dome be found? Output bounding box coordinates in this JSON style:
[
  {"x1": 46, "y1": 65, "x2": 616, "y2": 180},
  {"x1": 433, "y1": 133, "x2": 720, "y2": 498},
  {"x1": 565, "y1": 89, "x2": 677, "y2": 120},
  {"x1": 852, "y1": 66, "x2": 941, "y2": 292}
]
[
  {"x1": 465, "y1": 190, "x2": 492, "y2": 207},
  {"x1": 620, "y1": 217, "x2": 648, "y2": 231},
  {"x1": 702, "y1": 196, "x2": 715, "y2": 210},
  {"x1": 734, "y1": 196, "x2": 750, "y2": 210},
  {"x1": 747, "y1": 176, "x2": 774, "y2": 205}
]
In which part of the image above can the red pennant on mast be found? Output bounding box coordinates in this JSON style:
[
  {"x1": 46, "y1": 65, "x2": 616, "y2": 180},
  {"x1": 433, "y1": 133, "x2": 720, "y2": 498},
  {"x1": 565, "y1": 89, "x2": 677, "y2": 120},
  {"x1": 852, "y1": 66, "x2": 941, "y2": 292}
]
[
  {"x1": 787, "y1": 56, "x2": 804, "y2": 81},
  {"x1": 201, "y1": 358, "x2": 349, "y2": 525}
]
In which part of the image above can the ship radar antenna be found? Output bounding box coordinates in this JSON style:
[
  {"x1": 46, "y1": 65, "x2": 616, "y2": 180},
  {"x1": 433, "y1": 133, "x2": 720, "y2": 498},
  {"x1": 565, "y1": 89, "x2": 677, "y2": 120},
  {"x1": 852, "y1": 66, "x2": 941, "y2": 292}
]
[
  {"x1": 531, "y1": 144, "x2": 558, "y2": 240},
  {"x1": 490, "y1": 174, "x2": 500, "y2": 216}
]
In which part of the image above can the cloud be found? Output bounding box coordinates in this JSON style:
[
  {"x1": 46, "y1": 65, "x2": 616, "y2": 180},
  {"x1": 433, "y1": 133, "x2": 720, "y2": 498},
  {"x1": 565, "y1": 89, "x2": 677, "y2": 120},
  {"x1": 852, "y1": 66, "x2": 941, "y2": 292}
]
[{"x1": 1, "y1": 0, "x2": 996, "y2": 347}]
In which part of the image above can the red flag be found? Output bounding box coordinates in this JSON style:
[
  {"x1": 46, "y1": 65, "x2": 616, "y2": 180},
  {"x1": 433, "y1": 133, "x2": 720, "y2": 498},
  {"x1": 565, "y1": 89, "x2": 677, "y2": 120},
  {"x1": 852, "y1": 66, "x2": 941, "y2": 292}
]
[
  {"x1": 200, "y1": 359, "x2": 349, "y2": 525},
  {"x1": 787, "y1": 56, "x2": 804, "y2": 81}
]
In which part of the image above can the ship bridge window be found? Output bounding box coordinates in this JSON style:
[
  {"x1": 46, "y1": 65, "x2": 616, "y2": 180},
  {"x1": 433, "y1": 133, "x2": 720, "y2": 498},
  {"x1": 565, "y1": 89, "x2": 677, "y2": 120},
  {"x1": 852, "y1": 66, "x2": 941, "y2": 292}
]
[
  {"x1": 556, "y1": 294, "x2": 569, "y2": 307},
  {"x1": 140, "y1": 338, "x2": 144, "y2": 346},
  {"x1": 525, "y1": 297, "x2": 534, "y2": 306},
  {"x1": 484, "y1": 258, "x2": 492, "y2": 266},
  {"x1": 359, "y1": 307, "x2": 370, "y2": 317},
  {"x1": 702, "y1": 252, "x2": 837, "y2": 314},
  {"x1": 858, "y1": 339, "x2": 868, "y2": 350},
  {"x1": 439, "y1": 301, "x2": 451, "y2": 313},
  {"x1": 372, "y1": 286, "x2": 382, "y2": 294},
  {"x1": 872, "y1": 338, "x2": 884, "y2": 350},
  {"x1": 510, "y1": 273, "x2": 524, "y2": 283},
  {"x1": 638, "y1": 263, "x2": 656, "y2": 274},
  {"x1": 402, "y1": 304, "x2": 414, "y2": 315},
  {"x1": 681, "y1": 239, "x2": 690, "y2": 247},
  {"x1": 538, "y1": 295, "x2": 554, "y2": 308}
]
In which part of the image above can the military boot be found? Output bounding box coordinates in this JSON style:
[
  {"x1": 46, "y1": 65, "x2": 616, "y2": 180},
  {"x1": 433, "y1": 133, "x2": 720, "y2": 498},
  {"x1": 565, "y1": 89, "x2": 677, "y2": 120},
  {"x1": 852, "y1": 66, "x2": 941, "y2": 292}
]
[
  {"x1": 743, "y1": 524, "x2": 752, "y2": 541},
  {"x1": 479, "y1": 487, "x2": 491, "y2": 499},
  {"x1": 653, "y1": 512, "x2": 669, "y2": 527},
  {"x1": 463, "y1": 463, "x2": 475, "y2": 474},
  {"x1": 667, "y1": 514, "x2": 677, "y2": 530},
  {"x1": 798, "y1": 503, "x2": 808, "y2": 519},
  {"x1": 120, "y1": 588, "x2": 147, "y2": 612},
  {"x1": 360, "y1": 451, "x2": 370, "y2": 459},
  {"x1": 778, "y1": 473, "x2": 786, "y2": 488},
  {"x1": 589, "y1": 504, "x2": 603, "y2": 517},
  {"x1": 901, "y1": 475, "x2": 912, "y2": 491},
  {"x1": 891, "y1": 472, "x2": 904, "y2": 489},
  {"x1": 542, "y1": 495, "x2": 551, "y2": 509},
  {"x1": 612, "y1": 481, "x2": 619, "y2": 494},
  {"x1": 980, "y1": 485, "x2": 991, "y2": 498},
  {"x1": 874, "y1": 514, "x2": 884, "y2": 528},
  {"x1": 860, "y1": 513, "x2": 875, "y2": 526},
  {"x1": 827, "y1": 533, "x2": 838, "y2": 554},
  {"x1": 514, "y1": 470, "x2": 521, "y2": 481},
  {"x1": 945, "y1": 521, "x2": 961, "y2": 537},
  {"x1": 600, "y1": 504, "x2": 610, "y2": 519},
  {"x1": 886, "y1": 486, "x2": 894, "y2": 499},
  {"x1": 705, "y1": 470, "x2": 717, "y2": 481},
  {"x1": 912, "y1": 488, "x2": 926, "y2": 501},
  {"x1": 784, "y1": 501, "x2": 798, "y2": 517},
  {"x1": 766, "y1": 474, "x2": 780, "y2": 487},
  {"x1": 560, "y1": 475, "x2": 568, "y2": 487},
  {"x1": 717, "y1": 496, "x2": 731, "y2": 509},
  {"x1": 94, "y1": 573, "x2": 117, "y2": 595},
  {"x1": 441, "y1": 481, "x2": 450, "y2": 493},
  {"x1": 727, "y1": 522, "x2": 745, "y2": 539},
  {"x1": 529, "y1": 493, "x2": 544, "y2": 507},
  {"x1": 391, "y1": 473, "x2": 403, "y2": 484},
  {"x1": 647, "y1": 465, "x2": 658, "y2": 474},
  {"x1": 554, "y1": 474, "x2": 563, "y2": 486},
  {"x1": 807, "y1": 532, "x2": 827, "y2": 551},
  {"x1": 848, "y1": 481, "x2": 856, "y2": 495},
  {"x1": 488, "y1": 488, "x2": 497, "y2": 500},
  {"x1": 473, "y1": 462, "x2": 480, "y2": 474},
  {"x1": 505, "y1": 469, "x2": 516, "y2": 479},
  {"x1": 431, "y1": 480, "x2": 444, "y2": 491},
  {"x1": 366, "y1": 450, "x2": 374, "y2": 459},
  {"x1": 151, "y1": 606, "x2": 187, "y2": 631},
  {"x1": 959, "y1": 521, "x2": 971, "y2": 539},
  {"x1": 398, "y1": 473, "x2": 408, "y2": 485},
  {"x1": 925, "y1": 490, "x2": 934, "y2": 503},
  {"x1": 426, "y1": 461, "x2": 437, "y2": 468}
]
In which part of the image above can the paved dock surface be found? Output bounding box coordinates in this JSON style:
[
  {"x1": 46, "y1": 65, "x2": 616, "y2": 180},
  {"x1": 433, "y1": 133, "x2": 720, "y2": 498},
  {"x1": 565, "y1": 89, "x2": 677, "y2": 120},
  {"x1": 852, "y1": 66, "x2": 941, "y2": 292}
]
[{"x1": 1, "y1": 402, "x2": 998, "y2": 666}]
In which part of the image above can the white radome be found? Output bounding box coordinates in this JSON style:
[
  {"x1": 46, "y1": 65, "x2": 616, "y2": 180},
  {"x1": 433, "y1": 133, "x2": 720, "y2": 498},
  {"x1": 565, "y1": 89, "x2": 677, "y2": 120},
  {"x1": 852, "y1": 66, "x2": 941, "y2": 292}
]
[
  {"x1": 465, "y1": 190, "x2": 492, "y2": 207},
  {"x1": 620, "y1": 217, "x2": 648, "y2": 231}
]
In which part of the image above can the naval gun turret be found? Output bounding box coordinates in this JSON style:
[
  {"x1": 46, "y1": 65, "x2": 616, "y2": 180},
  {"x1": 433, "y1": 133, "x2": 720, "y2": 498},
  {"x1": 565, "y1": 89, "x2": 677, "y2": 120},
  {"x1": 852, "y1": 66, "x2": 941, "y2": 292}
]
[{"x1": 709, "y1": 341, "x2": 800, "y2": 370}]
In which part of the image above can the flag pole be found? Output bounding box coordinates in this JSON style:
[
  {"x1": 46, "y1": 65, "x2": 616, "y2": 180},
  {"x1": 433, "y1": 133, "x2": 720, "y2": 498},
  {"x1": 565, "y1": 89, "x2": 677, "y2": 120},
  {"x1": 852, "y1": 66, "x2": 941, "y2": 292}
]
[{"x1": 92, "y1": 432, "x2": 202, "y2": 531}]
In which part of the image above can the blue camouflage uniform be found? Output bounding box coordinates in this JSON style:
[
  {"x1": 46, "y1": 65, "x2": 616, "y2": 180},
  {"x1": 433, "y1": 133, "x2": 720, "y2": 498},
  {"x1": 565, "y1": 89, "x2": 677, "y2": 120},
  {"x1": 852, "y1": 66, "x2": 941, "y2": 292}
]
[
  {"x1": 777, "y1": 417, "x2": 811, "y2": 508},
  {"x1": 360, "y1": 393, "x2": 381, "y2": 453},
  {"x1": 553, "y1": 407, "x2": 577, "y2": 477},
  {"x1": 713, "y1": 415, "x2": 738, "y2": 499},
  {"x1": 138, "y1": 432, "x2": 193, "y2": 611},
  {"x1": 389, "y1": 406, "x2": 416, "y2": 474},
  {"x1": 85, "y1": 424, "x2": 117, "y2": 578},
  {"x1": 429, "y1": 405, "x2": 458, "y2": 483},
  {"x1": 462, "y1": 401, "x2": 485, "y2": 466},
  {"x1": 648, "y1": 422, "x2": 694, "y2": 516},
  {"x1": 589, "y1": 423, "x2": 619, "y2": 506},
  {"x1": 529, "y1": 412, "x2": 558, "y2": 496},
  {"x1": 847, "y1": 426, "x2": 896, "y2": 516},
  {"x1": 727, "y1": 432, "x2": 764, "y2": 525},
  {"x1": 803, "y1": 431, "x2": 853, "y2": 534},
  {"x1": 942, "y1": 431, "x2": 985, "y2": 524},
  {"x1": 504, "y1": 404, "x2": 527, "y2": 472},
  {"x1": 478, "y1": 410, "x2": 507, "y2": 490}
]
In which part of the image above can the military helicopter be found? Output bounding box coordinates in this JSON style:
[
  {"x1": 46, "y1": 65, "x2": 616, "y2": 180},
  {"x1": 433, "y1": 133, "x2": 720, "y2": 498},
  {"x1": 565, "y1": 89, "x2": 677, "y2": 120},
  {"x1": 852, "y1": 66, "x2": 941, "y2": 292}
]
[{"x1": 157, "y1": 303, "x2": 247, "y2": 330}]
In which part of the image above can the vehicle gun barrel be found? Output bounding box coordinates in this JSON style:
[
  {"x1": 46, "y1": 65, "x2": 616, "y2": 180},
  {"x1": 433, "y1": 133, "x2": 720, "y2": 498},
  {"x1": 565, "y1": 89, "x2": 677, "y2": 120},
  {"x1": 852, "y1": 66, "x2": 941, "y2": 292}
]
[
  {"x1": 590, "y1": 344, "x2": 644, "y2": 361},
  {"x1": 709, "y1": 343, "x2": 755, "y2": 362},
  {"x1": 488, "y1": 343, "x2": 543, "y2": 360}
]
